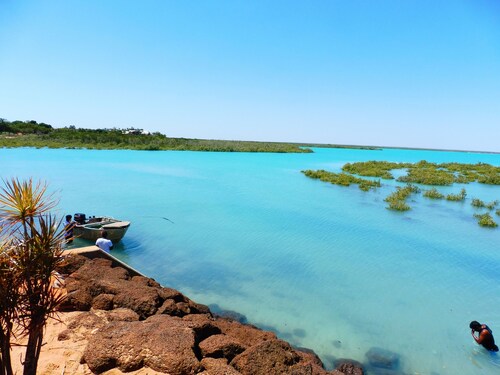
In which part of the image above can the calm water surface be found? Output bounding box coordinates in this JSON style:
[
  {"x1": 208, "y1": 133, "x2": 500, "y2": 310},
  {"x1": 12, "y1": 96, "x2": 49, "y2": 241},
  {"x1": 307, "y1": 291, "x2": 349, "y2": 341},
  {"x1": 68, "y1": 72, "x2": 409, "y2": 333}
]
[{"x1": 2, "y1": 147, "x2": 500, "y2": 374}]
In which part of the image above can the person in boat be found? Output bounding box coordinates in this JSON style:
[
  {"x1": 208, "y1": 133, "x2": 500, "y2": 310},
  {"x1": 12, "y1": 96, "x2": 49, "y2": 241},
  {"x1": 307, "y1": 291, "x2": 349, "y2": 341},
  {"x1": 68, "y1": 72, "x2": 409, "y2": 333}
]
[
  {"x1": 470, "y1": 321, "x2": 499, "y2": 352},
  {"x1": 96, "y1": 230, "x2": 114, "y2": 253},
  {"x1": 64, "y1": 214, "x2": 75, "y2": 244}
]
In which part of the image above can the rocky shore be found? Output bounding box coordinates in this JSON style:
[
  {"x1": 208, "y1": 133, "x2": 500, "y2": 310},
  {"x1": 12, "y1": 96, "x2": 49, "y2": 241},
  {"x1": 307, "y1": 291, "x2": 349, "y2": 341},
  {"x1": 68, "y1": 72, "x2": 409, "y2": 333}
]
[{"x1": 21, "y1": 249, "x2": 402, "y2": 375}]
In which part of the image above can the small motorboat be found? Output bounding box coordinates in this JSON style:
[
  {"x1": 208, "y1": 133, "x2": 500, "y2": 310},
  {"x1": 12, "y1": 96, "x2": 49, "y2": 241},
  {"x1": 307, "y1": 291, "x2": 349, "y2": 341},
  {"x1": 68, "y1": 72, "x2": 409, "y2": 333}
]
[{"x1": 72, "y1": 213, "x2": 130, "y2": 242}]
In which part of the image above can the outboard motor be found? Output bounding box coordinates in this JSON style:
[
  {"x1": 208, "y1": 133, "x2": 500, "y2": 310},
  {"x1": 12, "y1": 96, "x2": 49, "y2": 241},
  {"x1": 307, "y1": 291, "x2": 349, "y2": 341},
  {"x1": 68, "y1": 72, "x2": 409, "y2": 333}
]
[{"x1": 74, "y1": 213, "x2": 86, "y2": 224}]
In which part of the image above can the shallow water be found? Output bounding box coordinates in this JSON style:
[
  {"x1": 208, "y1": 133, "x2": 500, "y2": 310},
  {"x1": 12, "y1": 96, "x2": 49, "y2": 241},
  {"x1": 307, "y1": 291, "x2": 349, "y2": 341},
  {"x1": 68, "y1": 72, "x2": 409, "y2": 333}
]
[{"x1": 2, "y1": 147, "x2": 500, "y2": 374}]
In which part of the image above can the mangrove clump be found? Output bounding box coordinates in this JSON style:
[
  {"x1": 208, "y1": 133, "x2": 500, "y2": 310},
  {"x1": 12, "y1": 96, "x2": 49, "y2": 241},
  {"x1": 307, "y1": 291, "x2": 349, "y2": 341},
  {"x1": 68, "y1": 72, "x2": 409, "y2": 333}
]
[
  {"x1": 302, "y1": 170, "x2": 381, "y2": 191},
  {"x1": 474, "y1": 213, "x2": 498, "y2": 228},
  {"x1": 446, "y1": 188, "x2": 467, "y2": 202},
  {"x1": 384, "y1": 184, "x2": 420, "y2": 211},
  {"x1": 423, "y1": 188, "x2": 444, "y2": 199},
  {"x1": 471, "y1": 199, "x2": 498, "y2": 210}
]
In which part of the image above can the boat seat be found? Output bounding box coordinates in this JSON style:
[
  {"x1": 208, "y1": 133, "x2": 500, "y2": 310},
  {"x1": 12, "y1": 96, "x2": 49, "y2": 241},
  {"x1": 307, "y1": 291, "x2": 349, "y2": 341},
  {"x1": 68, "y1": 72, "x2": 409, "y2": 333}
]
[{"x1": 102, "y1": 221, "x2": 130, "y2": 229}]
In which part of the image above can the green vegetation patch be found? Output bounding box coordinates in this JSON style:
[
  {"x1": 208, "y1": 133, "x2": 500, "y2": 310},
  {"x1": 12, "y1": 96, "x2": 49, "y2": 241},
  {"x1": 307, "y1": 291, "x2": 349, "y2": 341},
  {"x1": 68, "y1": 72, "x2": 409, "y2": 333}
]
[
  {"x1": 423, "y1": 188, "x2": 444, "y2": 199},
  {"x1": 304, "y1": 160, "x2": 499, "y2": 229},
  {"x1": 474, "y1": 213, "x2": 498, "y2": 228},
  {"x1": 446, "y1": 189, "x2": 467, "y2": 202},
  {"x1": 384, "y1": 184, "x2": 420, "y2": 211},
  {"x1": 339, "y1": 160, "x2": 500, "y2": 186},
  {"x1": 397, "y1": 166, "x2": 455, "y2": 185},
  {"x1": 342, "y1": 161, "x2": 410, "y2": 179},
  {"x1": 302, "y1": 170, "x2": 381, "y2": 191},
  {"x1": 471, "y1": 198, "x2": 498, "y2": 209}
]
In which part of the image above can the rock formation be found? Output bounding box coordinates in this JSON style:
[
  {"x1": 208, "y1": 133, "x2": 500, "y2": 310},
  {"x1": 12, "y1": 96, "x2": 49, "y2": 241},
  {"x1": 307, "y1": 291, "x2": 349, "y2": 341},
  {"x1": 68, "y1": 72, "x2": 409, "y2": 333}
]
[{"x1": 56, "y1": 253, "x2": 363, "y2": 375}]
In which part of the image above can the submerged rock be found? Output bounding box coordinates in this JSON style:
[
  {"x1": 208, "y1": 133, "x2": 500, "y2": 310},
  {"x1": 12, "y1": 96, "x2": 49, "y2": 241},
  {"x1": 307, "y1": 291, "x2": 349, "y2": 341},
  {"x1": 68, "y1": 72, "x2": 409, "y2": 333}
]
[
  {"x1": 365, "y1": 347, "x2": 399, "y2": 369},
  {"x1": 334, "y1": 359, "x2": 364, "y2": 375}
]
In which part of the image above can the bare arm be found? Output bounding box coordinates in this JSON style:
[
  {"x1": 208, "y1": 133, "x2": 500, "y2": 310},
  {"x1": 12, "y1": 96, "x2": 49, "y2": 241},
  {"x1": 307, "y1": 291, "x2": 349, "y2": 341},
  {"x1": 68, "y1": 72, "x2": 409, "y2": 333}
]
[{"x1": 471, "y1": 330, "x2": 480, "y2": 344}]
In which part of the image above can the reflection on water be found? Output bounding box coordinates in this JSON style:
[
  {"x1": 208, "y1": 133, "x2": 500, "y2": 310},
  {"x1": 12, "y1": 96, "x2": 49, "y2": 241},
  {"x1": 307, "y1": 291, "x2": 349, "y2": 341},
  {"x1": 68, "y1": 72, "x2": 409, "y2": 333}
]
[{"x1": 3, "y1": 147, "x2": 500, "y2": 374}]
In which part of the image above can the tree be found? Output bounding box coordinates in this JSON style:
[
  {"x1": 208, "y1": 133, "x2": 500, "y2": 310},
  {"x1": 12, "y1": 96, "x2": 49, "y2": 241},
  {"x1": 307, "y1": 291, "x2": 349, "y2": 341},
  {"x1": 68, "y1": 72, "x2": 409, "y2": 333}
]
[{"x1": 0, "y1": 178, "x2": 65, "y2": 375}]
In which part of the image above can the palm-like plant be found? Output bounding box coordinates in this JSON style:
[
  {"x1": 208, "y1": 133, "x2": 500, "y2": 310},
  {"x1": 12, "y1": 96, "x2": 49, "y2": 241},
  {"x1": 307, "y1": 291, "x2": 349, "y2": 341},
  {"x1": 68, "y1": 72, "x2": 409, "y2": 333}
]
[
  {"x1": 0, "y1": 178, "x2": 64, "y2": 375},
  {"x1": 0, "y1": 243, "x2": 21, "y2": 375}
]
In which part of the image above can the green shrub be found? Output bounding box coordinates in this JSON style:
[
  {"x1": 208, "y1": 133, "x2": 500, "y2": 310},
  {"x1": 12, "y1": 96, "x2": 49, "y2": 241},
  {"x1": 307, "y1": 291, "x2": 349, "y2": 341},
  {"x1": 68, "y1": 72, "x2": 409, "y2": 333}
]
[
  {"x1": 486, "y1": 200, "x2": 499, "y2": 210},
  {"x1": 423, "y1": 188, "x2": 444, "y2": 199},
  {"x1": 384, "y1": 184, "x2": 420, "y2": 211},
  {"x1": 471, "y1": 199, "x2": 499, "y2": 209},
  {"x1": 446, "y1": 188, "x2": 467, "y2": 201},
  {"x1": 471, "y1": 198, "x2": 486, "y2": 208},
  {"x1": 397, "y1": 167, "x2": 455, "y2": 185},
  {"x1": 302, "y1": 170, "x2": 381, "y2": 191},
  {"x1": 342, "y1": 161, "x2": 410, "y2": 179},
  {"x1": 386, "y1": 200, "x2": 411, "y2": 211},
  {"x1": 474, "y1": 213, "x2": 498, "y2": 228}
]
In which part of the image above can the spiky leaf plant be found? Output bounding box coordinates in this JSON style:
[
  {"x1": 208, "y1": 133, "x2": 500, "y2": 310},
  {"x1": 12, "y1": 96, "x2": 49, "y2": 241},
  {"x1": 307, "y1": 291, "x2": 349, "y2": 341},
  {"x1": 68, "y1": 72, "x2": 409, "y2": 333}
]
[{"x1": 0, "y1": 178, "x2": 64, "y2": 375}]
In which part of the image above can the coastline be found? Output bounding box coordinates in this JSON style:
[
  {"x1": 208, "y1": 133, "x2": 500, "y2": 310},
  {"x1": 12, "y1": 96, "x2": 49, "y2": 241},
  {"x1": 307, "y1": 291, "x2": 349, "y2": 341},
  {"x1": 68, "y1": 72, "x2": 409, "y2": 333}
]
[{"x1": 14, "y1": 246, "x2": 367, "y2": 375}]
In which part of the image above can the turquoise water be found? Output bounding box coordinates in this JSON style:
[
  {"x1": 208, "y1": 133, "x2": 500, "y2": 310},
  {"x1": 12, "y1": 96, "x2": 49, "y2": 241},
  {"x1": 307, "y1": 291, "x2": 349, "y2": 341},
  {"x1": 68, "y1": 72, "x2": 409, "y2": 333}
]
[{"x1": 2, "y1": 147, "x2": 500, "y2": 374}]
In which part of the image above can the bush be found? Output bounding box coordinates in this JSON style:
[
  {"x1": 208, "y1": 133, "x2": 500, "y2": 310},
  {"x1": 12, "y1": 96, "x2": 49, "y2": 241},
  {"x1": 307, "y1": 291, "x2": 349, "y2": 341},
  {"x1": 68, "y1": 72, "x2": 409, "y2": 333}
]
[
  {"x1": 302, "y1": 170, "x2": 381, "y2": 191},
  {"x1": 471, "y1": 198, "x2": 486, "y2": 208},
  {"x1": 386, "y1": 200, "x2": 411, "y2": 211},
  {"x1": 384, "y1": 184, "x2": 420, "y2": 211},
  {"x1": 474, "y1": 213, "x2": 498, "y2": 228},
  {"x1": 423, "y1": 188, "x2": 444, "y2": 199},
  {"x1": 446, "y1": 188, "x2": 467, "y2": 202}
]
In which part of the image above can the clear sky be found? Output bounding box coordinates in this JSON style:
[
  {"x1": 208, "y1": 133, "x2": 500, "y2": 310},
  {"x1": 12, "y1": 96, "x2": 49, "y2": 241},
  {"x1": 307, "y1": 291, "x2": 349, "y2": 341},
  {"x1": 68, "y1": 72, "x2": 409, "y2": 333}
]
[{"x1": 1, "y1": 1, "x2": 499, "y2": 151}]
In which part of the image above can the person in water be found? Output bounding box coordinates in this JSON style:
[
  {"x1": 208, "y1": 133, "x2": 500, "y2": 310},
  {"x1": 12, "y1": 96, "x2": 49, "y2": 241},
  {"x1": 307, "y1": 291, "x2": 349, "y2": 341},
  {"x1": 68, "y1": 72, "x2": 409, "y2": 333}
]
[
  {"x1": 470, "y1": 321, "x2": 499, "y2": 352},
  {"x1": 95, "y1": 230, "x2": 114, "y2": 253}
]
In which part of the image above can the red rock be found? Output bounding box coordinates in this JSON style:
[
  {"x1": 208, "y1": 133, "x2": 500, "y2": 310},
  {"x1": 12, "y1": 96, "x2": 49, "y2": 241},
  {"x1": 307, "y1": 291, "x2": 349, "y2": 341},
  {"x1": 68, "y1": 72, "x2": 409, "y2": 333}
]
[
  {"x1": 92, "y1": 293, "x2": 114, "y2": 310},
  {"x1": 231, "y1": 339, "x2": 301, "y2": 375},
  {"x1": 200, "y1": 357, "x2": 242, "y2": 375},
  {"x1": 213, "y1": 318, "x2": 277, "y2": 348},
  {"x1": 199, "y1": 334, "x2": 246, "y2": 361},
  {"x1": 83, "y1": 316, "x2": 202, "y2": 374}
]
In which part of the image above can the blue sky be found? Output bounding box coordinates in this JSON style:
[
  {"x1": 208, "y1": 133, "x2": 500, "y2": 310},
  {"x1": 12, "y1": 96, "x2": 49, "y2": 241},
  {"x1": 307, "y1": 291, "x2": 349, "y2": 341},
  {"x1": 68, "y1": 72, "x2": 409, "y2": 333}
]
[{"x1": 1, "y1": 1, "x2": 499, "y2": 151}]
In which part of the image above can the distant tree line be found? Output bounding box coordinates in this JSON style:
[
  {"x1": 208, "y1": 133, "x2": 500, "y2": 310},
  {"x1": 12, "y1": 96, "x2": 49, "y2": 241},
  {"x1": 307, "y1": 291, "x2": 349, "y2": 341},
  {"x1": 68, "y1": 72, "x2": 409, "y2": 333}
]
[{"x1": 0, "y1": 118, "x2": 313, "y2": 153}]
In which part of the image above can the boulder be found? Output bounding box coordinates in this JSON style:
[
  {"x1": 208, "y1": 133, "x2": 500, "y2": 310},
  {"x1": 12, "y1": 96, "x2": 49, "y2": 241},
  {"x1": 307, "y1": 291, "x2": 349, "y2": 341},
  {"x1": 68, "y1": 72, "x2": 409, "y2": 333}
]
[
  {"x1": 158, "y1": 287, "x2": 187, "y2": 302},
  {"x1": 200, "y1": 357, "x2": 242, "y2": 375},
  {"x1": 199, "y1": 334, "x2": 246, "y2": 361},
  {"x1": 112, "y1": 285, "x2": 160, "y2": 319},
  {"x1": 92, "y1": 293, "x2": 114, "y2": 310},
  {"x1": 231, "y1": 339, "x2": 301, "y2": 375},
  {"x1": 59, "y1": 288, "x2": 92, "y2": 311},
  {"x1": 83, "y1": 316, "x2": 202, "y2": 374},
  {"x1": 335, "y1": 359, "x2": 364, "y2": 375},
  {"x1": 295, "y1": 347, "x2": 324, "y2": 368},
  {"x1": 365, "y1": 347, "x2": 399, "y2": 370},
  {"x1": 105, "y1": 308, "x2": 140, "y2": 322},
  {"x1": 131, "y1": 275, "x2": 161, "y2": 288},
  {"x1": 71, "y1": 258, "x2": 129, "y2": 282},
  {"x1": 210, "y1": 304, "x2": 248, "y2": 324},
  {"x1": 213, "y1": 318, "x2": 276, "y2": 348},
  {"x1": 157, "y1": 299, "x2": 184, "y2": 316},
  {"x1": 57, "y1": 254, "x2": 88, "y2": 275},
  {"x1": 188, "y1": 300, "x2": 212, "y2": 315}
]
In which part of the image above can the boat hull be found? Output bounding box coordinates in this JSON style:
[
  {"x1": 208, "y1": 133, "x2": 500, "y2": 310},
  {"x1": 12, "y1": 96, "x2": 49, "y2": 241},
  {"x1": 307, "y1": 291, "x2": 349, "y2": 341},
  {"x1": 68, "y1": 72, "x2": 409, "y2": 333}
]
[{"x1": 73, "y1": 219, "x2": 130, "y2": 242}]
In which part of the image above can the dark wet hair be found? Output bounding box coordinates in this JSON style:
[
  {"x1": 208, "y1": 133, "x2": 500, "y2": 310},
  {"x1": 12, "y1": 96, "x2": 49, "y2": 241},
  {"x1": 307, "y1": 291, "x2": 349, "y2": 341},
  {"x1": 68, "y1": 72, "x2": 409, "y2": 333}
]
[
  {"x1": 101, "y1": 230, "x2": 108, "y2": 238},
  {"x1": 470, "y1": 321, "x2": 482, "y2": 330},
  {"x1": 66, "y1": 214, "x2": 72, "y2": 221}
]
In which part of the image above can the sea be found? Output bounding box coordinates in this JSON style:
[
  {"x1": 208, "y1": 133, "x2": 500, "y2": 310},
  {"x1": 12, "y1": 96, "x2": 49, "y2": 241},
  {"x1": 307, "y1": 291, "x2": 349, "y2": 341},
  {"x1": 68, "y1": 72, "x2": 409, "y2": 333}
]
[{"x1": 1, "y1": 146, "x2": 499, "y2": 374}]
